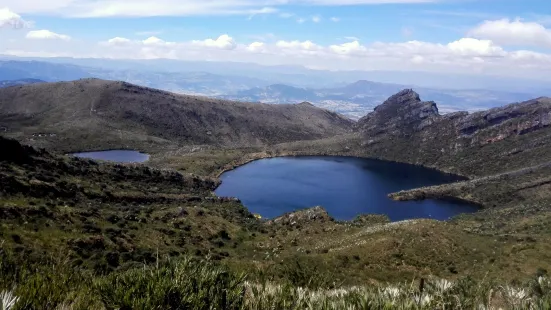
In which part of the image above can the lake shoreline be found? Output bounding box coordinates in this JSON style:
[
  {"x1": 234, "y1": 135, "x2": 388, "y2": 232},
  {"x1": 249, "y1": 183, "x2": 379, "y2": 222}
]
[
  {"x1": 214, "y1": 156, "x2": 479, "y2": 221},
  {"x1": 215, "y1": 151, "x2": 471, "y2": 180}
]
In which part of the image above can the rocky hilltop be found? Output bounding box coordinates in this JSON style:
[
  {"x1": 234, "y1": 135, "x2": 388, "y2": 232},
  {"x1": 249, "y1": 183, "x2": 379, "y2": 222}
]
[
  {"x1": 352, "y1": 89, "x2": 551, "y2": 177},
  {"x1": 356, "y1": 89, "x2": 439, "y2": 136},
  {"x1": 0, "y1": 79, "x2": 353, "y2": 152}
]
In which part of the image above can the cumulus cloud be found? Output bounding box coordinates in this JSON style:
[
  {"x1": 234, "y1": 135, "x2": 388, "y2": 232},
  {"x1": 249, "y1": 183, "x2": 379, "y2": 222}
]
[
  {"x1": 26, "y1": 30, "x2": 71, "y2": 40},
  {"x1": 330, "y1": 41, "x2": 365, "y2": 55},
  {"x1": 192, "y1": 34, "x2": 236, "y2": 50},
  {"x1": 330, "y1": 17, "x2": 340, "y2": 22},
  {"x1": 0, "y1": 7, "x2": 29, "y2": 28},
  {"x1": 106, "y1": 37, "x2": 132, "y2": 45},
  {"x1": 142, "y1": 36, "x2": 175, "y2": 45},
  {"x1": 5, "y1": 32, "x2": 551, "y2": 81},
  {"x1": 312, "y1": 15, "x2": 321, "y2": 23},
  {"x1": 410, "y1": 55, "x2": 424, "y2": 64},
  {"x1": 446, "y1": 38, "x2": 504, "y2": 56},
  {"x1": 276, "y1": 40, "x2": 321, "y2": 50},
  {"x1": 247, "y1": 41, "x2": 265, "y2": 52},
  {"x1": 468, "y1": 19, "x2": 551, "y2": 49}
]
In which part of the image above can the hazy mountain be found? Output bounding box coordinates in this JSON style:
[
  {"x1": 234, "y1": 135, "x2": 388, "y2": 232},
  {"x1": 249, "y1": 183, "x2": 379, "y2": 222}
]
[
  {"x1": 0, "y1": 60, "x2": 272, "y2": 96},
  {"x1": 222, "y1": 80, "x2": 536, "y2": 119},
  {"x1": 0, "y1": 78, "x2": 46, "y2": 88},
  {"x1": 0, "y1": 60, "x2": 92, "y2": 82},
  {"x1": 86, "y1": 69, "x2": 272, "y2": 96},
  {"x1": 0, "y1": 59, "x2": 543, "y2": 118},
  {"x1": 4, "y1": 56, "x2": 551, "y2": 92}
]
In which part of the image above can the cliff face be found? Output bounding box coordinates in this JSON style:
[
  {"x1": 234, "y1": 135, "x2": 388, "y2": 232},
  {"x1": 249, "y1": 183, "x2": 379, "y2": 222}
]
[
  {"x1": 356, "y1": 89, "x2": 439, "y2": 137},
  {"x1": 355, "y1": 89, "x2": 551, "y2": 177}
]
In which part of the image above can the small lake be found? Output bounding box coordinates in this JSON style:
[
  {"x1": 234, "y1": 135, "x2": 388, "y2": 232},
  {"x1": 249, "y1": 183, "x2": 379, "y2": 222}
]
[
  {"x1": 215, "y1": 156, "x2": 479, "y2": 221},
  {"x1": 72, "y1": 150, "x2": 150, "y2": 163}
]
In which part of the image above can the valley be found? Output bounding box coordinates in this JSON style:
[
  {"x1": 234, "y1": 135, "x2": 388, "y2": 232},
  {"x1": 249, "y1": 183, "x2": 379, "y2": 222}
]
[{"x1": 2, "y1": 79, "x2": 551, "y2": 308}]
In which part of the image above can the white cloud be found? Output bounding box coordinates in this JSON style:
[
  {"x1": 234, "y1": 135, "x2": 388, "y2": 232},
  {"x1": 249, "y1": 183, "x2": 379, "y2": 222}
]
[
  {"x1": 279, "y1": 12, "x2": 294, "y2": 18},
  {"x1": 447, "y1": 38, "x2": 504, "y2": 56},
  {"x1": 468, "y1": 19, "x2": 551, "y2": 49},
  {"x1": 192, "y1": 34, "x2": 236, "y2": 50},
  {"x1": 0, "y1": 0, "x2": 439, "y2": 17},
  {"x1": 297, "y1": 18, "x2": 306, "y2": 23},
  {"x1": 26, "y1": 29, "x2": 70, "y2": 40},
  {"x1": 312, "y1": 15, "x2": 321, "y2": 23},
  {"x1": 410, "y1": 55, "x2": 424, "y2": 64},
  {"x1": 330, "y1": 41, "x2": 365, "y2": 55},
  {"x1": 0, "y1": 7, "x2": 29, "y2": 28},
  {"x1": 247, "y1": 41, "x2": 265, "y2": 52},
  {"x1": 6, "y1": 31, "x2": 551, "y2": 81},
  {"x1": 276, "y1": 40, "x2": 321, "y2": 51},
  {"x1": 106, "y1": 37, "x2": 132, "y2": 45},
  {"x1": 330, "y1": 17, "x2": 340, "y2": 22},
  {"x1": 142, "y1": 36, "x2": 174, "y2": 45}
]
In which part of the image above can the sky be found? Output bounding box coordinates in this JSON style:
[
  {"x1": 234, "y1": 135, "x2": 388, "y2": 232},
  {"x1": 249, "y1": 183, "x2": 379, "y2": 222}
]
[{"x1": 1, "y1": 0, "x2": 551, "y2": 80}]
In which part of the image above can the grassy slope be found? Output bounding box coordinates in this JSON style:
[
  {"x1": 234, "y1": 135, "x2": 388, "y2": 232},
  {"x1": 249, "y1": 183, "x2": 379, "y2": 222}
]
[
  {"x1": 0, "y1": 79, "x2": 353, "y2": 152},
  {"x1": 3, "y1": 84, "x2": 551, "y2": 307},
  {"x1": 3, "y1": 135, "x2": 551, "y2": 288}
]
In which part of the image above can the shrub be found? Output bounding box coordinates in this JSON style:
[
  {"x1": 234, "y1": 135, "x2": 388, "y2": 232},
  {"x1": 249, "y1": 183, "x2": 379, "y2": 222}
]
[{"x1": 95, "y1": 257, "x2": 246, "y2": 310}]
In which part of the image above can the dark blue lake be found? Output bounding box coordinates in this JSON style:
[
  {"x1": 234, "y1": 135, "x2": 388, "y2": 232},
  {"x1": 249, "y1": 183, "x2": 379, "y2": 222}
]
[
  {"x1": 215, "y1": 156, "x2": 479, "y2": 221},
  {"x1": 72, "y1": 150, "x2": 150, "y2": 163}
]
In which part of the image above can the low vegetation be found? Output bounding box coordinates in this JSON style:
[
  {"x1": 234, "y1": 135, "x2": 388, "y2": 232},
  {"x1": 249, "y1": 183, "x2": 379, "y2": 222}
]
[
  {"x1": 1, "y1": 254, "x2": 551, "y2": 310},
  {"x1": 3, "y1": 83, "x2": 551, "y2": 307}
]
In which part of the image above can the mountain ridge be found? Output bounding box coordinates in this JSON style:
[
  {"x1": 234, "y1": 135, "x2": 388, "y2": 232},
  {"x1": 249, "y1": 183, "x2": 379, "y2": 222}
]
[
  {"x1": 222, "y1": 80, "x2": 537, "y2": 119},
  {"x1": 0, "y1": 78, "x2": 353, "y2": 152}
]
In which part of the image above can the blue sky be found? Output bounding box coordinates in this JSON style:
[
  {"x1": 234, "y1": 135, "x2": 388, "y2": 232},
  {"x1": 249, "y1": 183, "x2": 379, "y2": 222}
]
[
  {"x1": 12, "y1": 0, "x2": 546, "y2": 44},
  {"x1": 1, "y1": 0, "x2": 551, "y2": 80}
]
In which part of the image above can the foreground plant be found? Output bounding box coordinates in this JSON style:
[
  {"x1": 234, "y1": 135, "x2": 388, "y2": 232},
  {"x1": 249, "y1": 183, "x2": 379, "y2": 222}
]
[
  {"x1": 1, "y1": 254, "x2": 551, "y2": 309},
  {"x1": 0, "y1": 290, "x2": 18, "y2": 310}
]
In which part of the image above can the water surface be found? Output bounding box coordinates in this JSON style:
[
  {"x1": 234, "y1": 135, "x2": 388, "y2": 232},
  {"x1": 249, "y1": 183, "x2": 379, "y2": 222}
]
[
  {"x1": 215, "y1": 156, "x2": 478, "y2": 221},
  {"x1": 72, "y1": 150, "x2": 150, "y2": 163}
]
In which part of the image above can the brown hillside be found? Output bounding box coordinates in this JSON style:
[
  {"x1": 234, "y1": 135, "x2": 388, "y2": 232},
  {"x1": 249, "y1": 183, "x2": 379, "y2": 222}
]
[{"x1": 0, "y1": 79, "x2": 354, "y2": 152}]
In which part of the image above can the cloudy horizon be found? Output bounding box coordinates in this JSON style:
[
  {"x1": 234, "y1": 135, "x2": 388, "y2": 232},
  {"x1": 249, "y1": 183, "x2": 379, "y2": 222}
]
[{"x1": 2, "y1": 1, "x2": 551, "y2": 81}]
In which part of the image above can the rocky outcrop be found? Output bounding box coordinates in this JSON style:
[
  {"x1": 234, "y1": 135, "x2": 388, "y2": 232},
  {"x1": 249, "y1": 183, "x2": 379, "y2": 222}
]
[
  {"x1": 353, "y1": 89, "x2": 551, "y2": 177},
  {"x1": 356, "y1": 89, "x2": 439, "y2": 137},
  {"x1": 266, "y1": 206, "x2": 333, "y2": 226},
  {"x1": 456, "y1": 98, "x2": 551, "y2": 138}
]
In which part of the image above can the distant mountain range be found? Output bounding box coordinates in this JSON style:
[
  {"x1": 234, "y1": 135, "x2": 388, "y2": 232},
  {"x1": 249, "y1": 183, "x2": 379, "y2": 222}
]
[
  {"x1": 4, "y1": 55, "x2": 551, "y2": 93},
  {"x1": 0, "y1": 60, "x2": 271, "y2": 95},
  {"x1": 0, "y1": 59, "x2": 542, "y2": 119},
  {"x1": 0, "y1": 78, "x2": 46, "y2": 88},
  {"x1": 220, "y1": 80, "x2": 536, "y2": 119}
]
